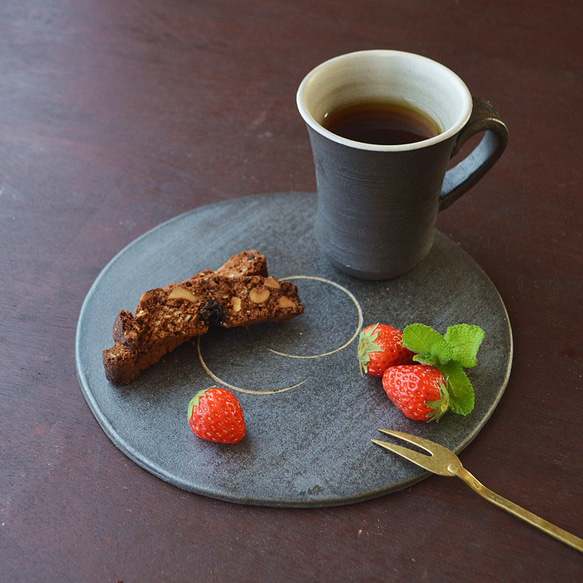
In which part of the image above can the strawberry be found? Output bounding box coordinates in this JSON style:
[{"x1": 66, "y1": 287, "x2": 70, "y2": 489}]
[
  {"x1": 358, "y1": 323, "x2": 415, "y2": 377},
  {"x1": 187, "y1": 387, "x2": 246, "y2": 444},
  {"x1": 382, "y1": 364, "x2": 449, "y2": 422}
]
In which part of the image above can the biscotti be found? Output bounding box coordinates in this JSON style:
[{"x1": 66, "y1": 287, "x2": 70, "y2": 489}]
[{"x1": 103, "y1": 250, "x2": 304, "y2": 385}]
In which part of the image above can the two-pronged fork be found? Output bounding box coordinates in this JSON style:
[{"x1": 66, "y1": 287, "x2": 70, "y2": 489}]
[{"x1": 372, "y1": 429, "x2": 583, "y2": 553}]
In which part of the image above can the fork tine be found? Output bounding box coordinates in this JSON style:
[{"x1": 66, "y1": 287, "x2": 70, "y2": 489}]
[
  {"x1": 374, "y1": 429, "x2": 459, "y2": 477},
  {"x1": 377, "y1": 429, "x2": 438, "y2": 454},
  {"x1": 371, "y1": 438, "x2": 439, "y2": 473}
]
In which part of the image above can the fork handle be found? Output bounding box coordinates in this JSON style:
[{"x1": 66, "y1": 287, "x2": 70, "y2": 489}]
[{"x1": 449, "y1": 463, "x2": 583, "y2": 553}]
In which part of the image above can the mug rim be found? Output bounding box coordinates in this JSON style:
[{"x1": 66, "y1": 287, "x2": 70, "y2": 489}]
[{"x1": 296, "y1": 49, "x2": 473, "y2": 152}]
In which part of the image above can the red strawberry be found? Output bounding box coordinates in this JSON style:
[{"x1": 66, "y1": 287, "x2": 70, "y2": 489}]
[
  {"x1": 358, "y1": 323, "x2": 415, "y2": 377},
  {"x1": 382, "y1": 364, "x2": 449, "y2": 422},
  {"x1": 187, "y1": 387, "x2": 246, "y2": 444}
]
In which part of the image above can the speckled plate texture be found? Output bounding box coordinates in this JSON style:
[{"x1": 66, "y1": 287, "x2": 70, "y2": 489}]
[{"x1": 76, "y1": 192, "x2": 512, "y2": 507}]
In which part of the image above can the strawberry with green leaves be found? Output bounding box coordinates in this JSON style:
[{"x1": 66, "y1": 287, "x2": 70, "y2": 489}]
[
  {"x1": 361, "y1": 322, "x2": 485, "y2": 421},
  {"x1": 382, "y1": 364, "x2": 450, "y2": 422},
  {"x1": 358, "y1": 323, "x2": 415, "y2": 377},
  {"x1": 188, "y1": 387, "x2": 246, "y2": 444}
]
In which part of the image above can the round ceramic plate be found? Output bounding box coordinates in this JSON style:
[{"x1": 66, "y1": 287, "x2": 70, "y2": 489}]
[{"x1": 76, "y1": 192, "x2": 512, "y2": 507}]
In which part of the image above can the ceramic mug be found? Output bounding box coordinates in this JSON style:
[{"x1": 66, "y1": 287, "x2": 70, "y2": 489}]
[{"x1": 297, "y1": 50, "x2": 508, "y2": 280}]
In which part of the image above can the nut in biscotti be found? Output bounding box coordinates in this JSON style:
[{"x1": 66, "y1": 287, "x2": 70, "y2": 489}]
[
  {"x1": 249, "y1": 288, "x2": 270, "y2": 303},
  {"x1": 102, "y1": 250, "x2": 304, "y2": 385}
]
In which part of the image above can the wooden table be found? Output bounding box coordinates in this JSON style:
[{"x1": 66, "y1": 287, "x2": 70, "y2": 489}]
[{"x1": 2, "y1": 1, "x2": 581, "y2": 580}]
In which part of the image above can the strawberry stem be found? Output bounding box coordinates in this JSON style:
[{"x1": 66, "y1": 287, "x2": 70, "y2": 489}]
[
  {"x1": 357, "y1": 324, "x2": 382, "y2": 376},
  {"x1": 425, "y1": 382, "x2": 450, "y2": 422}
]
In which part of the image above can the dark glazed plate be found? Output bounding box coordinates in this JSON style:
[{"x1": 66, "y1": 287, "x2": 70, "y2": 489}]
[{"x1": 75, "y1": 192, "x2": 512, "y2": 507}]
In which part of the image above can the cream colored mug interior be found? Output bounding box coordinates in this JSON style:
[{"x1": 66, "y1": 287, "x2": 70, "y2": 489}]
[{"x1": 297, "y1": 50, "x2": 473, "y2": 151}]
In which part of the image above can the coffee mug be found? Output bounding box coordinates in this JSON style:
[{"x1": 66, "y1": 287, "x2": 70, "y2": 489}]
[{"x1": 297, "y1": 50, "x2": 508, "y2": 280}]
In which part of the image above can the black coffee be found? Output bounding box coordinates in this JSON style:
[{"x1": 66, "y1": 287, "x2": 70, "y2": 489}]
[{"x1": 322, "y1": 99, "x2": 441, "y2": 145}]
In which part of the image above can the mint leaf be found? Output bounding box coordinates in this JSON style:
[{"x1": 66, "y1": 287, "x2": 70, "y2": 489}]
[
  {"x1": 438, "y1": 361, "x2": 474, "y2": 415},
  {"x1": 444, "y1": 324, "x2": 485, "y2": 368},
  {"x1": 402, "y1": 323, "x2": 453, "y2": 365}
]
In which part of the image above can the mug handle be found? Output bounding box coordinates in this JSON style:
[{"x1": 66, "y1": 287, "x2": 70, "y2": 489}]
[{"x1": 439, "y1": 98, "x2": 509, "y2": 211}]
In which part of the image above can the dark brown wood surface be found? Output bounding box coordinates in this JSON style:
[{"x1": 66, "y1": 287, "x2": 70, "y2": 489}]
[{"x1": 1, "y1": 1, "x2": 581, "y2": 581}]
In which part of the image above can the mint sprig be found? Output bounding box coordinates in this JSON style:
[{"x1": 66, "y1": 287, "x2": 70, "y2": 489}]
[{"x1": 402, "y1": 323, "x2": 484, "y2": 416}]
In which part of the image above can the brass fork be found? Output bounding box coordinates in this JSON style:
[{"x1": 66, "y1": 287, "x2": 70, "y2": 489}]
[{"x1": 372, "y1": 429, "x2": 583, "y2": 553}]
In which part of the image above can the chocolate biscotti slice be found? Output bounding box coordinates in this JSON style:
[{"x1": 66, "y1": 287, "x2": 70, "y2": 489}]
[
  {"x1": 111, "y1": 250, "x2": 268, "y2": 349},
  {"x1": 103, "y1": 251, "x2": 304, "y2": 385}
]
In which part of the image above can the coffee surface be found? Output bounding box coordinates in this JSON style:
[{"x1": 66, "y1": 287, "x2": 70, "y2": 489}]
[{"x1": 322, "y1": 100, "x2": 441, "y2": 145}]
